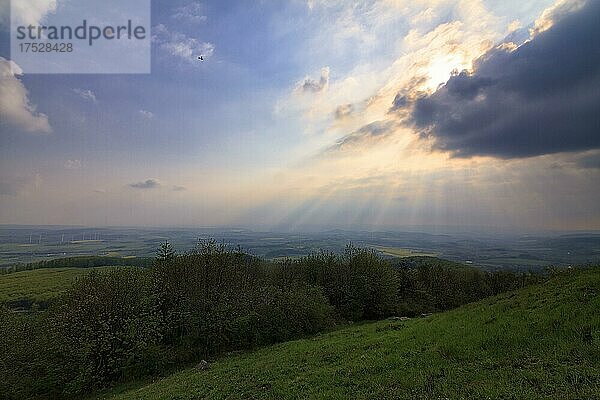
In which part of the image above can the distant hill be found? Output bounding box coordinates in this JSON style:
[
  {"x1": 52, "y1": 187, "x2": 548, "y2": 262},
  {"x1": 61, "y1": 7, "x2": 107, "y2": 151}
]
[{"x1": 103, "y1": 267, "x2": 600, "y2": 399}]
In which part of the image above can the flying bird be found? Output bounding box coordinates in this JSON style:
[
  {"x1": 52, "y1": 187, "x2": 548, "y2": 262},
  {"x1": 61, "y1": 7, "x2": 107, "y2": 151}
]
[{"x1": 198, "y1": 55, "x2": 204, "y2": 61}]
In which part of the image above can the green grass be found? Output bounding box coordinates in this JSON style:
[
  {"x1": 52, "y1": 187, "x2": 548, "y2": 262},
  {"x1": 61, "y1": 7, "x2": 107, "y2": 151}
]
[
  {"x1": 101, "y1": 268, "x2": 600, "y2": 400},
  {"x1": 0, "y1": 267, "x2": 111, "y2": 304}
]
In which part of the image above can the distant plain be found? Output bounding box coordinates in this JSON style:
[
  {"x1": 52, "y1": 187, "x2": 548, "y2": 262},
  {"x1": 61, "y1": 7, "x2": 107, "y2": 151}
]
[{"x1": 1, "y1": 225, "x2": 599, "y2": 271}]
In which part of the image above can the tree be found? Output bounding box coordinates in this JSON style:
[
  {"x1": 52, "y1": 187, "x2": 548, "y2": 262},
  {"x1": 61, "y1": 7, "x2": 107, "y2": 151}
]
[{"x1": 156, "y1": 241, "x2": 176, "y2": 261}]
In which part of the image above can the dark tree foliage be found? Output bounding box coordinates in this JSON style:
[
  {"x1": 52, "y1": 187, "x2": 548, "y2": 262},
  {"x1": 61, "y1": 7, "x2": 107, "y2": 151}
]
[
  {"x1": 271, "y1": 245, "x2": 399, "y2": 321},
  {"x1": 156, "y1": 241, "x2": 176, "y2": 261},
  {"x1": 51, "y1": 268, "x2": 164, "y2": 393},
  {"x1": 393, "y1": 263, "x2": 539, "y2": 316}
]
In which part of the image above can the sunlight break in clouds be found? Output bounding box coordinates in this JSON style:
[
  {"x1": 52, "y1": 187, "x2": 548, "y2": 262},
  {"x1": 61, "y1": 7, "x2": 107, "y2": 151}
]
[{"x1": 247, "y1": 0, "x2": 599, "y2": 231}]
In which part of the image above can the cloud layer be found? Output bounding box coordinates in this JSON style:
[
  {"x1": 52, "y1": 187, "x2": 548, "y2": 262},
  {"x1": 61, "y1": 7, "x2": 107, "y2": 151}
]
[
  {"x1": 407, "y1": 0, "x2": 600, "y2": 158},
  {"x1": 0, "y1": 58, "x2": 51, "y2": 134}
]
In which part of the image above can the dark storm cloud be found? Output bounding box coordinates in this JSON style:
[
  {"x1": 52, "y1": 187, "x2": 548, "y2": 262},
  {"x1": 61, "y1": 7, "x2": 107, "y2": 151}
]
[
  {"x1": 129, "y1": 179, "x2": 160, "y2": 189},
  {"x1": 406, "y1": 0, "x2": 600, "y2": 158}
]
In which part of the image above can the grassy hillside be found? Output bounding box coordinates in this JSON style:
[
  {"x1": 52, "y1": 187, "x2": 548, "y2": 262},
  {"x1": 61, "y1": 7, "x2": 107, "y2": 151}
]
[
  {"x1": 0, "y1": 267, "x2": 112, "y2": 305},
  {"x1": 103, "y1": 268, "x2": 600, "y2": 400}
]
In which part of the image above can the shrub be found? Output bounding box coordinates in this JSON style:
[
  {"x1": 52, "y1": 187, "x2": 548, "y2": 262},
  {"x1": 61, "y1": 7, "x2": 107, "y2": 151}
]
[
  {"x1": 274, "y1": 246, "x2": 399, "y2": 320},
  {"x1": 0, "y1": 307, "x2": 66, "y2": 400},
  {"x1": 394, "y1": 263, "x2": 539, "y2": 315},
  {"x1": 49, "y1": 268, "x2": 164, "y2": 394},
  {"x1": 150, "y1": 240, "x2": 334, "y2": 358},
  {"x1": 225, "y1": 283, "x2": 334, "y2": 348}
]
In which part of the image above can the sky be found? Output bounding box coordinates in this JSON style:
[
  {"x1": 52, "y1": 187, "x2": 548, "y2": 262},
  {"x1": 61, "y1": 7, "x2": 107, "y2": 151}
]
[{"x1": 0, "y1": 0, "x2": 598, "y2": 232}]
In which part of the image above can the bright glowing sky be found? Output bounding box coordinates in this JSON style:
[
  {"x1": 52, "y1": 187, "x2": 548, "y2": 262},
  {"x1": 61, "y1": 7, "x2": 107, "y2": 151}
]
[{"x1": 0, "y1": 0, "x2": 598, "y2": 231}]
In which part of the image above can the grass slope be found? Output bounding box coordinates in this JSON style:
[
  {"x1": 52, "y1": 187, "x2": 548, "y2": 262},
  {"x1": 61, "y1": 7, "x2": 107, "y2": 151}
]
[
  {"x1": 104, "y1": 268, "x2": 600, "y2": 400},
  {"x1": 0, "y1": 267, "x2": 111, "y2": 304}
]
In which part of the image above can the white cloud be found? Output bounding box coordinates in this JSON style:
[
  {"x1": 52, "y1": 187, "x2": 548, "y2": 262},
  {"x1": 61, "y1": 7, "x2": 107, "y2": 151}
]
[
  {"x1": 139, "y1": 109, "x2": 154, "y2": 119},
  {"x1": 270, "y1": 0, "x2": 518, "y2": 214},
  {"x1": 263, "y1": 0, "x2": 600, "y2": 231},
  {"x1": 276, "y1": 0, "x2": 506, "y2": 142},
  {"x1": 531, "y1": 0, "x2": 585, "y2": 36},
  {"x1": 0, "y1": 0, "x2": 57, "y2": 27},
  {"x1": 303, "y1": 0, "x2": 381, "y2": 54},
  {"x1": 0, "y1": 58, "x2": 51, "y2": 134},
  {"x1": 153, "y1": 24, "x2": 214, "y2": 64},
  {"x1": 171, "y1": 2, "x2": 207, "y2": 24},
  {"x1": 72, "y1": 88, "x2": 97, "y2": 103}
]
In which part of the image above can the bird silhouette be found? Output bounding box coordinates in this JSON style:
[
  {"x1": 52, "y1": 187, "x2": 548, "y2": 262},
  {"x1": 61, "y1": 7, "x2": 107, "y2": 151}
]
[{"x1": 198, "y1": 55, "x2": 204, "y2": 61}]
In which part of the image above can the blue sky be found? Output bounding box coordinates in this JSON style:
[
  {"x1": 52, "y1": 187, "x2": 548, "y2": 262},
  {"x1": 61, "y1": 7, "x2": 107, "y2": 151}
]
[{"x1": 0, "y1": 0, "x2": 598, "y2": 231}]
